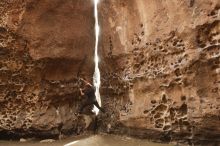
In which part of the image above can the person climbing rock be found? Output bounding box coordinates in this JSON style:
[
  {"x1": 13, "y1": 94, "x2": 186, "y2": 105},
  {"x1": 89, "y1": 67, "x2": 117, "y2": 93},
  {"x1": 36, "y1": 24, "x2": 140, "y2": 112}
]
[{"x1": 78, "y1": 78, "x2": 105, "y2": 114}]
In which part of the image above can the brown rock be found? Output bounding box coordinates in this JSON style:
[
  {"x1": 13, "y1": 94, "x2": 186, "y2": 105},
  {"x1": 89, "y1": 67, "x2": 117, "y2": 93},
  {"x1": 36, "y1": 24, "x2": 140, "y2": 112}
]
[
  {"x1": 0, "y1": 0, "x2": 219, "y2": 144},
  {"x1": 0, "y1": 0, "x2": 95, "y2": 138},
  {"x1": 99, "y1": 0, "x2": 220, "y2": 144}
]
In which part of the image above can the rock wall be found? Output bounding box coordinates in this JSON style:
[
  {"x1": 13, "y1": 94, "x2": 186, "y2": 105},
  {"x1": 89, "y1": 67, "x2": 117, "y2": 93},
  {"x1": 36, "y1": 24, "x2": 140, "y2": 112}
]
[
  {"x1": 0, "y1": 0, "x2": 95, "y2": 138},
  {"x1": 99, "y1": 0, "x2": 220, "y2": 144},
  {"x1": 0, "y1": 0, "x2": 220, "y2": 144}
]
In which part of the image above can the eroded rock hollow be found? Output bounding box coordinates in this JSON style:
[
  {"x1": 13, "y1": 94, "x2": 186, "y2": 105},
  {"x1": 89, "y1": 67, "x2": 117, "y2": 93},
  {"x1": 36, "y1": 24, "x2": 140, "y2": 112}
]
[
  {"x1": 0, "y1": 0, "x2": 220, "y2": 144},
  {"x1": 0, "y1": 0, "x2": 95, "y2": 138},
  {"x1": 98, "y1": 0, "x2": 220, "y2": 143}
]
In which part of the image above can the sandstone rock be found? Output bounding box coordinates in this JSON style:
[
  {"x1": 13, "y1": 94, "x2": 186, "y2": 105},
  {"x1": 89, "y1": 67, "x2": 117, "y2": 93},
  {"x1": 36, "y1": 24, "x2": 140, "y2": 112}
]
[
  {"x1": 83, "y1": 115, "x2": 93, "y2": 129},
  {"x1": 19, "y1": 138, "x2": 27, "y2": 142},
  {"x1": 0, "y1": 0, "x2": 219, "y2": 145},
  {"x1": 0, "y1": 0, "x2": 95, "y2": 138},
  {"x1": 99, "y1": 0, "x2": 220, "y2": 144}
]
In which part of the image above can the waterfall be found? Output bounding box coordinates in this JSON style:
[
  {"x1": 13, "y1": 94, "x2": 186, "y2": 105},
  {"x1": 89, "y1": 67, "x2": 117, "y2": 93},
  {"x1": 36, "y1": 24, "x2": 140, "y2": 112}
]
[{"x1": 93, "y1": 0, "x2": 101, "y2": 115}]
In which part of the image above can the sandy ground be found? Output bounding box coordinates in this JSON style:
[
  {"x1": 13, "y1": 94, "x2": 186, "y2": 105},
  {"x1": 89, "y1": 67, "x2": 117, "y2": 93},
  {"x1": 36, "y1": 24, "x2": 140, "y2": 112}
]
[{"x1": 0, "y1": 134, "x2": 177, "y2": 146}]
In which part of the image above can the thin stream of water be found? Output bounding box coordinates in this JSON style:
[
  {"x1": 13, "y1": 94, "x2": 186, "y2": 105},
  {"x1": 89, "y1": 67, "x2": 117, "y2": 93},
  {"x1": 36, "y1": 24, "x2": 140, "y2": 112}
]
[{"x1": 93, "y1": 0, "x2": 101, "y2": 115}]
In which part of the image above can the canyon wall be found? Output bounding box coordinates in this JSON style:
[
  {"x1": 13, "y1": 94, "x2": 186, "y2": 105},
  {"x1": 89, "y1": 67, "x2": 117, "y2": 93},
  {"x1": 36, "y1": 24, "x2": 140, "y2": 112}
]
[
  {"x1": 0, "y1": 0, "x2": 219, "y2": 144},
  {"x1": 0, "y1": 0, "x2": 95, "y2": 138},
  {"x1": 99, "y1": 0, "x2": 220, "y2": 144}
]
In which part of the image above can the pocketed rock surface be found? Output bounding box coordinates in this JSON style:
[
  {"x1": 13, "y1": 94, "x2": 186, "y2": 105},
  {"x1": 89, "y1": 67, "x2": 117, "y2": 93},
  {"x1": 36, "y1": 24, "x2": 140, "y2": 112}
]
[
  {"x1": 0, "y1": 0, "x2": 220, "y2": 144},
  {"x1": 98, "y1": 0, "x2": 220, "y2": 144},
  {"x1": 0, "y1": 0, "x2": 95, "y2": 138}
]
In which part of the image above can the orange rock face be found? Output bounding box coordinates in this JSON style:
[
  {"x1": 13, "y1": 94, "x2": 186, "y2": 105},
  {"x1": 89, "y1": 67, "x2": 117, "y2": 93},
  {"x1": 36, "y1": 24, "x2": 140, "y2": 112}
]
[
  {"x1": 99, "y1": 0, "x2": 220, "y2": 144},
  {"x1": 0, "y1": 0, "x2": 219, "y2": 144},
  {"x1": 0, "y1": 0, "x2": 95, "y2": 138}
]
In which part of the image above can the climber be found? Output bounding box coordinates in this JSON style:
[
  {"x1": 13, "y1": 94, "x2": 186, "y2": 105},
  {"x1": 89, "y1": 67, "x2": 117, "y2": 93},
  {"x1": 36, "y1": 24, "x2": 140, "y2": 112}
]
[{"x1": 78, "y1": 78, "x2": 105, "y2": 114}]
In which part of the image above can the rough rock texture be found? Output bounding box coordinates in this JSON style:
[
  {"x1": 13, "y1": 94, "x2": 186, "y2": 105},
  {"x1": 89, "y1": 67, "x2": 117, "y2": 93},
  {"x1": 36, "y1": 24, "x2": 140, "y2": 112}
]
[
  {"x1": 0, "y1": 0, "x2": 220, "y2": 145},
  {"x1": 99, "y1": 0, "x2": 220, "y2": 144},
  {"x1": 0, "y1": 0, "x2": 95, "y2": 138}
]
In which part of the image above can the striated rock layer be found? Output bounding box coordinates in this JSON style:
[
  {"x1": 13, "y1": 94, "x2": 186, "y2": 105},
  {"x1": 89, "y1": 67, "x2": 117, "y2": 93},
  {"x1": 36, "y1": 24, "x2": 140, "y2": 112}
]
[
  {"x1": 99, "y1": 0, "x2": 220, "y2": 144},
  {"x1": 0, "y1": 0, "x2": 96, "y2": 138}
]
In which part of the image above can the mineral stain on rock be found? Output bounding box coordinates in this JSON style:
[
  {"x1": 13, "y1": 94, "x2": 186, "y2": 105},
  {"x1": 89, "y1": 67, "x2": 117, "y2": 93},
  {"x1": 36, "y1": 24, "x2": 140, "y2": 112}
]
[{"x1": 0, "y1": 0, "x2": 220, "y2": 145}]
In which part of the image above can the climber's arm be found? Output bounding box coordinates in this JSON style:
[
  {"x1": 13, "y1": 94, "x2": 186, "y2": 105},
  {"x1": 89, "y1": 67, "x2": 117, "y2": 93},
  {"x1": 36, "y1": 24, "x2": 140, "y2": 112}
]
[
  {"x1": 80, "y1": 78, "x2": 92, "y2": 87},
  {"x1": 79, "y1": 88, "x2": 84, "y2": 96}
]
